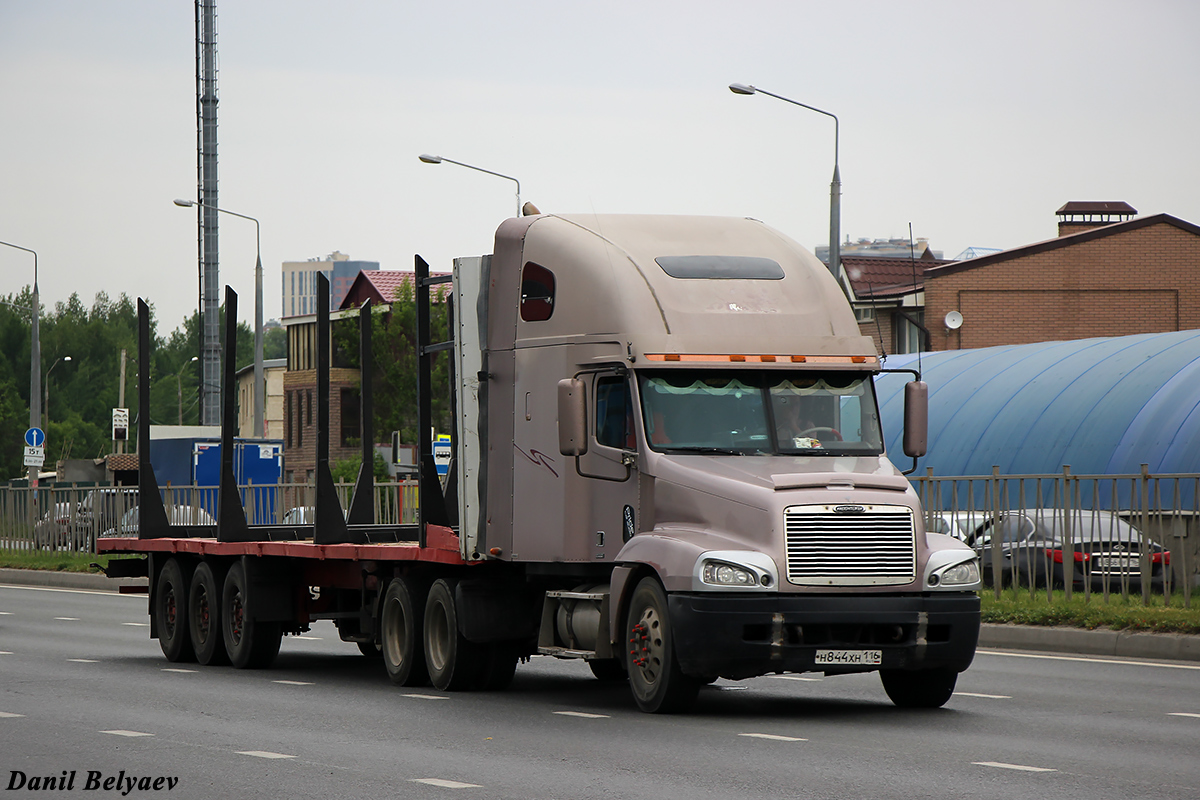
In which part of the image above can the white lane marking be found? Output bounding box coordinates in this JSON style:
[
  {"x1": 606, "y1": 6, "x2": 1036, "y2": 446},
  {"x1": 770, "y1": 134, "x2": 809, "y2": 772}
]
[
  {"x1": 237, "y1": 751, "x2": 295, "y2": 759},
  {"x1": 769, "y1": 675, "x2": 823, "y2": 682},
  {"x1": 102, "y1": 730, "x2": 153, "y2": 738},
  {"x1": 122, "y1": 622, "x2": 150, "y2": 627},
  {"x1": 294, "y1": 636, "x2": 323, "y2": 640},
  {"x1": 411, "y1": 778, "x2": 483, "y2": 789},
  {"x1": 273, "y1": 680, "x2": 314, "y2": 686},
  {"x1": 68, "y1": 659, "x2": 98, "y2": 663},
  {"x1": 162, "y1": 668, "x2": 197, "y2": 674},
  {"x1": 1168, "y1": 712, "x2": 1200, "y2": 719},
  {"x1": 974, "y1": 761, "x2": 1056, "y2": 773},
  {"x1": 0, "y1": 712, "x2": 25, "y2": 718},
  {"x1": 955, "y1": 692, "x2": 1012, "y2": 699},
  {"x1": 719, "y1": 686, "x2": 748, "y2": 691},
  {"x1": 0, "y1": 651, "x2": 11, "y2": 655},
  {"x1": 553, "y1": 711, "x2": 609, "y2": 719},
  {"x1": 54, "y1": 617, "x2": 81, "y2": 621},
  {"x1": 0, "y1": 611, "x2": 12, "y2": 615},
  {"x1": 403, "y1": 694, "x2": 449, "y2": 701},
  {"x1": 977, "y1": 649, "x2": 1200, "y2": 671},
  {"x1": 0, "y1": 584, "x2": 141, "y2": 598},
  {"x1": 739, "y1": 733, "x2": 808, "y2": 742}
]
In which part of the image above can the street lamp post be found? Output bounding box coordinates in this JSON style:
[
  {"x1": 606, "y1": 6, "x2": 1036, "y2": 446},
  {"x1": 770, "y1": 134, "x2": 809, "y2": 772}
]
[
  {"x1": 419, "y1": 154, "x2": 522, "y2": 218},
  {"x1": 44, "y1": 355, "x2": 72, "y2": 430},
  {"x1": 729, "y1": 83, "x2": 845, "y2": 296},
  {"x1": 0, "y1": 240, "x2": 40, "y2": 502},
  {"x1": 177, "y1": 356, "x2": 199, "y2": 425},
  {"x1": 174, "y1": 199, "x2": 264, "y2": 437}
]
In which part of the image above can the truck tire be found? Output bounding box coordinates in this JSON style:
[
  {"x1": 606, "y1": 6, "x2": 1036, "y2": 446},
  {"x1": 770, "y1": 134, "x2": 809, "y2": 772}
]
[
  {"x1": 423, "y1": 578, "x2": 484, "y2": 691},
  {"x1": 221, "y1": 562, "x2": 282, "y2": 669},
  {"x1": 879, "y1": 667, "x2": 957, "y2": 708},
  {"x1": 625, "y1": 577, "x2": 700, "y2": 713},
  {"x1": 155, "y1": 558, "x2": 195, "y2": 663},
  {"x1": 481, "y1": 643, "x2": 519, "y2": 690},
  {"x1": 189, "y1": 561, "x2": 229, "y2": 666},
  {"x1": 381, "y1": 578, "x2": 429, "y2": 686}
]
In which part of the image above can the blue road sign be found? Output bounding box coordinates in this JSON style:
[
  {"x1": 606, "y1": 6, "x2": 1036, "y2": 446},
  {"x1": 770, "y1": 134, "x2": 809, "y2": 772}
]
[{"x1": 25, "y1": 427, "x2": 45, "y2": 448}]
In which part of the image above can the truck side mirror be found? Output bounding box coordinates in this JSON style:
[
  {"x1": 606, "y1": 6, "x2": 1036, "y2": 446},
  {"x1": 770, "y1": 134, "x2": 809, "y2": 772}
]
[
  {"x1": 902, "y1": 380, "x2": 928, "y2": 458},
  {"x1": 557, "y1": 378, "x2": 588, "y2": 456}
]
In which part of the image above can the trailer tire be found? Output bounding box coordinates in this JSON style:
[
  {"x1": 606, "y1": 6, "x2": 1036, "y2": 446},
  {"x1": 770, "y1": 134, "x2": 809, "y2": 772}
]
[
  {"x1": 155, "y1": 558, "x2": 195, "y2": 663},
  {"x1": 423, "y1": 578, "x2": 484, "y2": 691},
  {"x1": 222, "y1": 562, "x2": 282, "y2": 669},
  {"x1": 189, "y1": 561, "x2": 229, "y2": 666},
  {"x1": 879, "y1": 667, "x2": 957, "y2": 708},
  {"x1": 381, "y1": 578, "x2": 428, "y2": 686},
  {"x1": 625, "y1": 577, "x2": 700, "y2": 713}
]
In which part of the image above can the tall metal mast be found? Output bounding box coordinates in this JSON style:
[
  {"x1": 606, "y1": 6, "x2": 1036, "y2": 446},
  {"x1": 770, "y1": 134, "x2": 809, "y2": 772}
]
[{"x1": 196, "y1": 0, "x2": 221, "y2": 425}]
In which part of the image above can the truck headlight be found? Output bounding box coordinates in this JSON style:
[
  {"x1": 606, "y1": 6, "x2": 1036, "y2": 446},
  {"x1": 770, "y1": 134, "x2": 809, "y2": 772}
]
[
  {"x1": 929, "y1": 560, "x2": 979, "y2": 587},
  {"x1": 693, "y1": 551, "x2": 778, "y2": 591}
]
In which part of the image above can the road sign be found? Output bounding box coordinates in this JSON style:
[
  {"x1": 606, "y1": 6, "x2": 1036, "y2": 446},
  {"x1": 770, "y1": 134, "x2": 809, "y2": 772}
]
[
  {"x1": 23, "y1": 446, "x2": 45, "y2": 467},
  {"x1": 24, "y1": 427, "x2": 45, "y2": 448},
  {"x1": 112, "y1": 408, "x2": 129, "y2": 441}
]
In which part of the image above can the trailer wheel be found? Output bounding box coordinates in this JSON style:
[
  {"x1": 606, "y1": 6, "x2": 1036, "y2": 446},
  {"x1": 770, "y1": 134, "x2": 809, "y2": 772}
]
[
  {"x1": 879, "y1": 667, "x2": 957, "y2": 708},
  {"x1": 381, "y1": 578, "x2": 428, "y2": 686},
  {"x1": 625, "y1": 577, "x2": 700, "y2": 713},
  {"x1": 423, "y1": 578, "x2": 484, "y2": 691},
  {"x1": 189, "y1": 562, "x2": 229, "y2": 666},
  {"x1": 222, "y1": 562, "x2": 282, "y2": 669},
  {"x1": 155, "y1": 558, "x2": 195, "y2": 662}
]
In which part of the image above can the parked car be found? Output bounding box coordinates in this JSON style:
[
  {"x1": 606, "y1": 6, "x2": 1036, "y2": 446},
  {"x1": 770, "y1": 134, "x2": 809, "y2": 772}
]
[
  {"x1": 928, "y1": 511, "x2": 989, "y2": 542},
  {"x1": 99, "y1": 505, "x2": 216, "y2": 537},
  {"x1": 281, "y1": 506, "x2": 348, "y2": 525},
  {"x1": 74, "y1": 488, "x2": 138, "y2": 537},
  {"x1": 967, "y1": 509, "x2": 1169, "y2": 591},
  {"x1": 32, "y1": 502, "x2": 75, "y2": 549}
]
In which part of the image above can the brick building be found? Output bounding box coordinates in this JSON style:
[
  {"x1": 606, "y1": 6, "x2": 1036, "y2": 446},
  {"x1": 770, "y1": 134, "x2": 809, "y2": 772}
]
[
  {"x1": 847, "y1": 251, "x2": 953, "y2": 356},
  {"x1": 924, "y1": 206, "x2": 1200, "y2": 351}
]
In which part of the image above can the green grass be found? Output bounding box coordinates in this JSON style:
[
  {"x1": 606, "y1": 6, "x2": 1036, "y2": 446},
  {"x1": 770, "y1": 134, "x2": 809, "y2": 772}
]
[
  {"x1": 0, "y1": 551, "x2": 111, "y2": 573},
  {"x1": 982, "y1": 587, "x2": 1200, "y2": 635}
]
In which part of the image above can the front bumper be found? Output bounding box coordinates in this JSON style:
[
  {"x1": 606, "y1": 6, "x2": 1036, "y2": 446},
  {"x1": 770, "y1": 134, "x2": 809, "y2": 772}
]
[{"x1": 668, "y1": 592, "x2": 980, "y2": 680}]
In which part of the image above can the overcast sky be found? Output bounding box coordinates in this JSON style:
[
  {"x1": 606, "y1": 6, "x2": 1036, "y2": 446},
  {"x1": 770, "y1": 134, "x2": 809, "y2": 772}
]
[{"x1": 2, "y1": 1, "x2": 1197, "y2": 333}]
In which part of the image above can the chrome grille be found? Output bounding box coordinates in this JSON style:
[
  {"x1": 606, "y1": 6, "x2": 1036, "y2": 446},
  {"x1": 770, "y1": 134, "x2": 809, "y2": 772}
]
[{"x1": 784, "y1": 505, "x2": 916, "y2": 586}]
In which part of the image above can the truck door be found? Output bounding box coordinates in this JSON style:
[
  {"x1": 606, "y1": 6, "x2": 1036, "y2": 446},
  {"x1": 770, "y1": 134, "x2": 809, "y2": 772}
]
[{"x1": 580, "y1": 373, "x2": 641, "y2": 559}]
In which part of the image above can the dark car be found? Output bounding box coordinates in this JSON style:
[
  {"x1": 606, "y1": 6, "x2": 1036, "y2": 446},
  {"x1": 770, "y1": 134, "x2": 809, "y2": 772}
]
[{"x1": 968, "y1": 509, "x2": 1169, "y2": 591}]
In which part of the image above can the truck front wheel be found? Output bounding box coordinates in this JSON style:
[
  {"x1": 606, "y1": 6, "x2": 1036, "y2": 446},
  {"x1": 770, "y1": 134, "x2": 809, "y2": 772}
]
[
  {"x1": 221, "y1": 562, "x2": 282, "y2": 669},
  {"x1": 625, "y1": 577, "x2": 700, "y2": 713},
  {"x1": 381, "y1": 578, "x2": 428, "y2": 686},
  {"x1": 880, "y1": 667, "x2": 957, "y2": 708},
  {"x1": 155, "y1": 558, "x2": 195, "y2": 663}
]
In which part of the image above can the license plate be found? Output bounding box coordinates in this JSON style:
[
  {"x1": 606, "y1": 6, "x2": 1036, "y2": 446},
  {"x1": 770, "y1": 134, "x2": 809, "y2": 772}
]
[
  {"x1": 815, "y1": 649, "x2": 882, "y2": 666},
  {"x1": 1096, "y1": 556, "x2": 1138, "y2": 572}
]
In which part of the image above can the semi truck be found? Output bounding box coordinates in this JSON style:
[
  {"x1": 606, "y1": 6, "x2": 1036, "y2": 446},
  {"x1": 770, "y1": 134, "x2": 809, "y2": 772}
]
[{"x1": 99, "y1": 213, "x2": 981, "y2": 713}]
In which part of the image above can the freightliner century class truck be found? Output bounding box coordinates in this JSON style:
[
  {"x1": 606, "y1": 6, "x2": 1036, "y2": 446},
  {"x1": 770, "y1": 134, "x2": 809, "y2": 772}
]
[{"x1": 99, "y1": 213, "x2": 981, "y2": 713}]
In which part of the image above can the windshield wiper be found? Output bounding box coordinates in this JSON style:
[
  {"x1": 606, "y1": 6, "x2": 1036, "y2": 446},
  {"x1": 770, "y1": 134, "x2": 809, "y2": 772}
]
[{"x1": 665, "y1": 446, "x2": 748, "y2": 455}]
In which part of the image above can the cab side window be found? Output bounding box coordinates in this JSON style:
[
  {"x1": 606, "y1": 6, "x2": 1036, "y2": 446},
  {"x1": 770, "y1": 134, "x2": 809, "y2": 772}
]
[
  {"x1": 520, "y1": 262, "x2": 555, "y2": 322},
  {"x1": 596, "y1": 377, "x2": 634, "y2": 449}
]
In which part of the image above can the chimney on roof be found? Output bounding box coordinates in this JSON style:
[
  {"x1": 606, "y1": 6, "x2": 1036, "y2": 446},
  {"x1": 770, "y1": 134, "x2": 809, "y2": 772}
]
[{"x1": 1056, "y1": 201, "x2": 1137, "y2": 237}]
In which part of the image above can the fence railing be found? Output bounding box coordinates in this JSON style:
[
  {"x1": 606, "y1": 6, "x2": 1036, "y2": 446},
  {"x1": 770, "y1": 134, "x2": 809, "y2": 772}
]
[
  {"x1": 0, "y1": 481, "x2": 420, "y2": 555},
  {"x1": 913, "y1": 466, "x2": 1196, "y2": 608}
]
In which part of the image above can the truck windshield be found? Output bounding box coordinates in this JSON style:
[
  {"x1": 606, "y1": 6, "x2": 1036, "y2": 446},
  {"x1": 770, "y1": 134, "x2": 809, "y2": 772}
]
[{"x1": 637, "y1": 370, "x2": 884, "y2": 456}]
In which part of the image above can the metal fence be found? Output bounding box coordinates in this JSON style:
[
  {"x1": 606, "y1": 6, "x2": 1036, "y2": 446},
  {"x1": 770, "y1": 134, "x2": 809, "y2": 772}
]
[
  {"x1": 914, "y1": 466, "x2": 1197, "y2": 607},
  {"x1": 0, "y1": 481, "x2": 420, "y2": 555}
]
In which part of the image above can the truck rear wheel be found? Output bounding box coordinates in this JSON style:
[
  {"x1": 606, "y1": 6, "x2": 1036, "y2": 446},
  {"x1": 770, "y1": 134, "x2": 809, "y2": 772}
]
[
  {"x1": 221, "y1": 562, "x2": 282, "y2": 669},
  {"x1": 155, "y1": 558, "x2": 195, "y2": 662},
  {"x1": 625, "y1": 577, "x2": 700, "y2": 713},
  {"x1": 880, "y1": 667, "x2": 957, "y2": 708},
  {"x1": 423, "y1": 578, "x2": 484, "y2": 691},
  {"x1": 189, "y1": 562, "x2": 229, "y2": 666},
  {"x1": 381, "y1": 578, "x2": 428, "y2": 686}
]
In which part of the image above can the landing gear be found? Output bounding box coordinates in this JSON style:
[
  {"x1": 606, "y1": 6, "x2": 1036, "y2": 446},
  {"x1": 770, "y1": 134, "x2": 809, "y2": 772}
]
[
  {"x1": 880, "y1": 667, "x2": 957, "y2": 708},
  {"x1": 221, "y1": 562, "x2": 282, "y2": 669},
  {"x1": 381, "y1": 578, "x2": 429, "y2": 686},
  {"x1": 155, "y1": 558, "x2": 195, "y2": 662},
  {"x1": 625, "y1": 577, "x2": 699, "y2": 713}
]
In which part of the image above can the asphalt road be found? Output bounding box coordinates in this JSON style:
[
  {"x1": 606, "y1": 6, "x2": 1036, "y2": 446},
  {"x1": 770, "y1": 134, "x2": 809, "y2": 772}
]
[{"x1": 2, "y1": 583, "x2": 1199, "y2": 800}]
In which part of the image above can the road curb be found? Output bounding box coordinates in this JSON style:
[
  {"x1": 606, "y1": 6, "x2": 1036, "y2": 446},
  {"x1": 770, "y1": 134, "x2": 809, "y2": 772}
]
[{"x1": 3, "y1": 568, "x2": 1198, "y2": 663}]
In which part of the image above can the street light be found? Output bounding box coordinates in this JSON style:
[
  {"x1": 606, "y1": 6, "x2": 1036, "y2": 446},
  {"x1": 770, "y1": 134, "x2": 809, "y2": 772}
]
[
  {"x1": 174, "y1": 199, "x2": 264, "y2": 437},
  {"x1": 0, "y1": 240, "x2": 40, "y2": 497},
  {"x1": 44, "y1": 355, "x2": 72, "y2": 429},
  {"x1": 419, "y1": 154, "x2": 522, "y2": 218},
  {"x1": 729, "y1": 83, "x2": 845, "y2": 296},
  {"x1": 176, "y1": 356, "x2": 199, "y2": 425}
]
